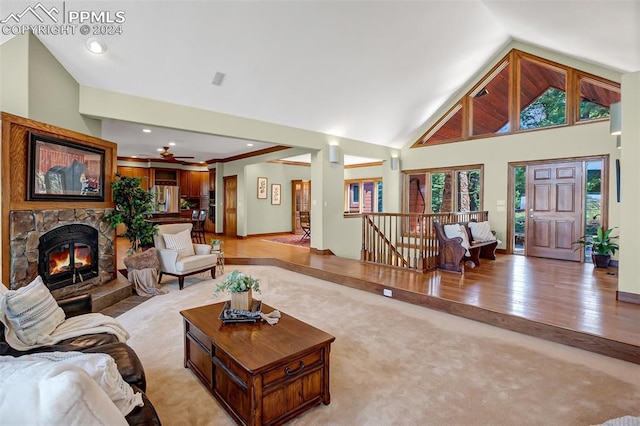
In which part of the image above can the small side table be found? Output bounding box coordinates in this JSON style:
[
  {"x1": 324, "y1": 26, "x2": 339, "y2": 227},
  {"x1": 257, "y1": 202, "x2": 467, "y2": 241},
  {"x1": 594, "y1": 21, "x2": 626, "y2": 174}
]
[{"x1": 212, "y1": 250, "x2": 224, "y2": 277}]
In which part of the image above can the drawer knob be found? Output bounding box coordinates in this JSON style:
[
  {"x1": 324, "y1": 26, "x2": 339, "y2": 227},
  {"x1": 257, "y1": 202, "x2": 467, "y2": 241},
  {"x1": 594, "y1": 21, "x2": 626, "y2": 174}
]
[{"x1": 285, "y1": 361, "x2": 305, "y2": 376}]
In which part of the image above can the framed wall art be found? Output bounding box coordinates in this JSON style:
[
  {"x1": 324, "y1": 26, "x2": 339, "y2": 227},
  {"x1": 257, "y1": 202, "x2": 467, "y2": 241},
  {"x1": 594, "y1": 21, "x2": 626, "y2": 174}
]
[
  {"x1": 257, "y1": 177, "x2": 268, "y2": 199},
  {"x1": 27, "y1": 133, "x2": 105, "y2": 201},
  {"x1": 271, "y1": 184, "x2": 281, "y2": 205}
]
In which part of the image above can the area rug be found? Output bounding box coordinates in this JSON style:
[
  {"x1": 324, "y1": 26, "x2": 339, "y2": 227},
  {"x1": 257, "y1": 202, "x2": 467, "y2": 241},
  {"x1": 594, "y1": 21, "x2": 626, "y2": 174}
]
[
  {"x1": 262, "y1": 235, "x2": 310, "y2": 248},
  {"x1": 116, "y1": 266, "x2": 640, "y2": 425}
]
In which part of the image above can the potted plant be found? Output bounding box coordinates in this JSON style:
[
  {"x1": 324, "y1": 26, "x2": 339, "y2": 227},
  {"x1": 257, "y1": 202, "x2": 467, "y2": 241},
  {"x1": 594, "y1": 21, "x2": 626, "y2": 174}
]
[
  {"x1": 573, "y1": 226, "x2": 619, "y2": 268},
  {"x1": 103, "y1": 174, "x2": 158, "y2": 255},
  {"x1": 180, "y1": 199, "x2": 195, "y2": 210},
  {"x1": 214, "y1": 270, "x2": 260, "y2": 311},
  {"x1": 210, "y1": 238, "x2": 223, "y2": 251}
]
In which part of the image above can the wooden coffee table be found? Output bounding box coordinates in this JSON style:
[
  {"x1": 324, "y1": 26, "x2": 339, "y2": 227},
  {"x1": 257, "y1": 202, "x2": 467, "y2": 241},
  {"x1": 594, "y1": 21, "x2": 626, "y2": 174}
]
[{"x1": 180, "y1": 302, "x2": 335, "y2": 426}]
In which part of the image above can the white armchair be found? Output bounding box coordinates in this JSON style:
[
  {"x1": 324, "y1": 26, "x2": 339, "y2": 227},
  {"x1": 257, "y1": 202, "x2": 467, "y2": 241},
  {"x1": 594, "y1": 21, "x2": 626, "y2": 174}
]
[{"x1": 153, "y1": 223, "x2": 218, "y2": 290}]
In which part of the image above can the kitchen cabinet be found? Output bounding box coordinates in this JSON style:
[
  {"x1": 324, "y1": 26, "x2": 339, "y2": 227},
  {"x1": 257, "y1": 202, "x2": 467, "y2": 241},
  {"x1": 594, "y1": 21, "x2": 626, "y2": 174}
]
[
  {"x1": 189, "y1": 171, "x2": 203, "y2": 198},
  {"x1": 152, "y1": 168, "x2": 179, "y2": 186},
  {"x1": 179, "y1": 171, "x2": 191, "y2": 197},
  {"x1": 180, "y1": 170, "x2": 209, "y2": 198},
  {"x1": 116, "y1": 166, "x2": 150, "y2": 190}
]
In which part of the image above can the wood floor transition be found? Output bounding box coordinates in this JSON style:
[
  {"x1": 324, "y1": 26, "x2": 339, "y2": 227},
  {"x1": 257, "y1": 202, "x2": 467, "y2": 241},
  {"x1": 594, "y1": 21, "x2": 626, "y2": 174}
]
[{"x1": 110, "y1": 233, "x2": 640, "y2": 365}]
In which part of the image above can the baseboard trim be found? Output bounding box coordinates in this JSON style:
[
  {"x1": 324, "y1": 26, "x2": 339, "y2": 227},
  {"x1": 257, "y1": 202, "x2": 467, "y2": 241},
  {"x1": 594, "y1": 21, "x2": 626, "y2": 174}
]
[{"x1": 617, "y1": 291, "x2": 640, "y2": 305}]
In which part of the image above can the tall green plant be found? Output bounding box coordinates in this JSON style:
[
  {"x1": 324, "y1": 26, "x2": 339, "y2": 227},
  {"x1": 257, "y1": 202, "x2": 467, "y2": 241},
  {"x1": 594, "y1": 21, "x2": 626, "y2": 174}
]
[
  {"x1": 573, "y1": 226, "x2": 619, "y2": 256},
  {"x1": 103, "y1": 174, "x2": 157, "y2": 254}
]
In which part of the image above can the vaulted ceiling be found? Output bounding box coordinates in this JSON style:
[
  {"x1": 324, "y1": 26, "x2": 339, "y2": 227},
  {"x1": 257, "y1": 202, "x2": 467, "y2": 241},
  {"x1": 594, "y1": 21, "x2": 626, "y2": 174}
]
[{"x1": 1, "y1": 0, "x2": 638, "y2": 163}]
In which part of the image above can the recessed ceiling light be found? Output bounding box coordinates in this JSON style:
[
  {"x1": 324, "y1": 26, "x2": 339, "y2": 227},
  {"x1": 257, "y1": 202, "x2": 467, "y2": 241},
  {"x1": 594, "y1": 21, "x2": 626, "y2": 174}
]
[
  {"x1": 157, "y1": 148, "x2": 163, "y2": 152},
  {"x1": 142, "y1": 129, "x2": 152, "y2": 133},
  {"x1": 169, "y1": 142, "x2": 176, "y2": 146},
  {"x1": 86, "y1": 38, "x2": 107, "y2": 54},
  {"x1": 247, "y1": 143, "x2": 254, "y2": 147},
  {"x1": 131, "y1": 155, "x2": 137, "y2": 158}
]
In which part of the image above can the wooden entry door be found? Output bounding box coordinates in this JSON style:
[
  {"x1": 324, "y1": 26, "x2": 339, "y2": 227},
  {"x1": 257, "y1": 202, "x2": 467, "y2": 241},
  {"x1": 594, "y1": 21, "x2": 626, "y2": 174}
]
[
  {"x1": 223, "y1": 175, "x2": 237, "y2": 238},
  {"x1": 291, "y1": 180, "x2": 311, "y2": 234},
  {"x1": 526, "y1": 162, "x2": 583, "y2": 261}
]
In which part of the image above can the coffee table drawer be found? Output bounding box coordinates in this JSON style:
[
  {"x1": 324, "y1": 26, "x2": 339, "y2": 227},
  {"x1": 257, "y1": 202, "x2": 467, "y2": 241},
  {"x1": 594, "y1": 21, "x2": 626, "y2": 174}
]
[
  {"x1": 262, "y1": 350, "x2": 322, "y2": 388},
  {"x1": 186, "y1": 335, "x2": 212, "y2": 387},
  {"x1": 262, "y1": 368, "x2": 323, "y2": 424},
  {"x1": 186, "y1": 322, "x2": 211, "y2": 349}
]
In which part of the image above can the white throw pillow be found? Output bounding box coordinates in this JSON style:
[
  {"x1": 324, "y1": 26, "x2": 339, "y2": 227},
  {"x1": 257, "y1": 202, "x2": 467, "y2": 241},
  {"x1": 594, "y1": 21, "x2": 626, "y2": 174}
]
[
  {"x1": 163, "y1": 228, "x2": 195, "y2": 259},
  {"x1": 468, "y1": 221, "x2": 496, "y2": 243},
  {"x1": 443, "y1": 224, "x2": 471, "y2": 255},
  {"x1": 0, "y1": 357, "x2": 128, "y2": 425},
  {"x1": 2, "y1": 276, "x2": 65, "y2": 346},
  {"x1": 13, "y1": 352, "x2": 143, "y2": 416}
]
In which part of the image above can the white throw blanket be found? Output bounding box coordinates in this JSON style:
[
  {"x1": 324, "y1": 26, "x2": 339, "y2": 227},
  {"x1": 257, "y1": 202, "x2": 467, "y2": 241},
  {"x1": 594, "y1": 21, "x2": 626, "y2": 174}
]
[
  {"x1": 0, "y1": 312, "x2": 130, "y2": 351},
  {"x1": 0, "y1": 357, "x2": 128, "y2": 425}
]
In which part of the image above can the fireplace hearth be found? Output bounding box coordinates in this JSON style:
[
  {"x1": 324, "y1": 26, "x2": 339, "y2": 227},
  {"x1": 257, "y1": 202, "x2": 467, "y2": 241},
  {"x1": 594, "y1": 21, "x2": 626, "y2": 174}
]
[{"x1": 38, "y1": 224, "x2": 99, "y2": 290}]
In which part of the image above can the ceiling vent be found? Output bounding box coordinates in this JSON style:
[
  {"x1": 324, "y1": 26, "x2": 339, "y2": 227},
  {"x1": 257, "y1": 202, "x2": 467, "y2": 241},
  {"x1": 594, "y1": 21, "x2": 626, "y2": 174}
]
[{"x1": 211, "y1": 72, "x2": 226, "y2": 86}]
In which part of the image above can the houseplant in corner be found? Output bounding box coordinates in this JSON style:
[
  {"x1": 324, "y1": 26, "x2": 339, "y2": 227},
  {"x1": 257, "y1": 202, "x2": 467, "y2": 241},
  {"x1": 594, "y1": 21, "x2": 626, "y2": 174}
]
[
  {"x1": 573, "y1": 226, "x2": 619, "y2": 268},
  {"x1": 103, "y1": 174, "x2": 158, "y2": 255},
  {"x1": 214, "y1": 270, "x2": 260, "y2": 311}
]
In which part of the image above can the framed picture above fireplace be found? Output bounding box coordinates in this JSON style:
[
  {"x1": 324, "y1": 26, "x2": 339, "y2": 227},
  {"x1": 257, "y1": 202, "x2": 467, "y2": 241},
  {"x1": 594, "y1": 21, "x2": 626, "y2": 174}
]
[{"x1": 27, "y1": 133, "x2": 106, "y2": 201}]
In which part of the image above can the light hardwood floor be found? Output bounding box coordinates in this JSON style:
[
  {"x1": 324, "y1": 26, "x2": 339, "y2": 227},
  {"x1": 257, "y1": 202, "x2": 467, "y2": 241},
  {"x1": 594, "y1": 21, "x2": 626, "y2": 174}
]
[{"x1": 114, "y1": 233, "x2": 640, "y2": 364}]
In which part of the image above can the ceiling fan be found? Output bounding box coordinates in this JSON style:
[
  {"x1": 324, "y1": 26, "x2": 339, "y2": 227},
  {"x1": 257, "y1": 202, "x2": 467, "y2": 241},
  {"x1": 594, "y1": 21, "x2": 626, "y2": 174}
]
[{"x1": 158, "y1": 146, "x2": 194, "y2": 161}]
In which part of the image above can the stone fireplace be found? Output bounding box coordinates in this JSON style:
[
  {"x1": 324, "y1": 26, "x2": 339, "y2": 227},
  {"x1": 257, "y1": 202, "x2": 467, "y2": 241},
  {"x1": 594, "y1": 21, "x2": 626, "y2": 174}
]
[
  {"x1": 37, "y1": 223, "x2": 100, "y2": 291},
  {"x1": 10, "y1": 208, "x2": 115, "y2": 298}
]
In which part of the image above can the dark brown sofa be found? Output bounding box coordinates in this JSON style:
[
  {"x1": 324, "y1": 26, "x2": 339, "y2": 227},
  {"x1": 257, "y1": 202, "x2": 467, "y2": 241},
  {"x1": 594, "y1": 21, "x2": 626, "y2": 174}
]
[{"x1": 0, "y1": 293, "x2": 161, "y2": 425}]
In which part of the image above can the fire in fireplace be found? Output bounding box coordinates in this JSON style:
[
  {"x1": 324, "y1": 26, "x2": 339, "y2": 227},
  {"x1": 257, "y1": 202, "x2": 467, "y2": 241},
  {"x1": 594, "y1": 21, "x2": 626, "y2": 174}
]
[
  {"x1": 48, "y1": 244, "x2": 92, "y2": 275},
  {"x1": 38, "y1": 224, "x2": 99, "y2": 290}
]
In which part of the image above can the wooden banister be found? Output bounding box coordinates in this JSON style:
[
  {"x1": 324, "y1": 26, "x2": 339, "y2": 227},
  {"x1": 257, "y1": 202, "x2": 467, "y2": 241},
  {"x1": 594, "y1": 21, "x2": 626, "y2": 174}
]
[{"x1": 361, "y1": 211, "x2": 489, "y2": 273}]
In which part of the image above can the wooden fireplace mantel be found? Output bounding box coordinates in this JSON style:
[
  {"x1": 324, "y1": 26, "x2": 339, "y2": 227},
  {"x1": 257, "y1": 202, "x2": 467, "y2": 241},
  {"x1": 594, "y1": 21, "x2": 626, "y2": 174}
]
[{"x1": 1, "y1": 112, "x2": 118, "y2": 287}]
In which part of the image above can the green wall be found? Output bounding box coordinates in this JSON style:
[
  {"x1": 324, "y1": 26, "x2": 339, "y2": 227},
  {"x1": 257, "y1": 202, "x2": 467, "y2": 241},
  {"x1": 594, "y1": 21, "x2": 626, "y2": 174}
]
[{"x1": 0, "y1": 33, "x2": 100, "y2": 136}]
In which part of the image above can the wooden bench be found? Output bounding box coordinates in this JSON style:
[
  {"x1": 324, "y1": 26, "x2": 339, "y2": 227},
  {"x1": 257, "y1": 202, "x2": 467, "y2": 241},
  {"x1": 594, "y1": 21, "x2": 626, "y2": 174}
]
[{"x1": 433, "y1": 221, "x2": 498, "y2": 273}]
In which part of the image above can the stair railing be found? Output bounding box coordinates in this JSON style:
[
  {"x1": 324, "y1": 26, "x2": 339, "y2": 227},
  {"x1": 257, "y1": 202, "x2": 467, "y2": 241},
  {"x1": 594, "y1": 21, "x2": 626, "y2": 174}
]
[{"x1": 361, "y1": 211, "x2": 489, "y2": 272}]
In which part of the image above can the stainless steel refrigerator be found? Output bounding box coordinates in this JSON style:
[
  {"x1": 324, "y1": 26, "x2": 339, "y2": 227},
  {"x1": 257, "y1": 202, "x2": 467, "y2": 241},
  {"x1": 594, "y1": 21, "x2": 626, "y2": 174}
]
[{"x1": 151, "y1": 185, "x2": 180, "y2": 213}]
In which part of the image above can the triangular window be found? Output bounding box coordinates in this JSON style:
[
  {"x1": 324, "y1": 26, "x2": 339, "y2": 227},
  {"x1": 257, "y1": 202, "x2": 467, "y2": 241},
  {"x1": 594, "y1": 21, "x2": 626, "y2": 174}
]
[
  {"x1": 412, "y1": 49, "x2": 620, "y2": 148},
  {"x1": 519, "y1": 58, "x2": 566, "y2": 130},
  {"x1": 419, "y1": 104, "x2": 463, "y2": 144},
  {"x1": 579, "y1": 76, "x2": 621, "y2": 121},
  {"x1": 471, "y1": 60, "x2": 510, "y2": 136}
]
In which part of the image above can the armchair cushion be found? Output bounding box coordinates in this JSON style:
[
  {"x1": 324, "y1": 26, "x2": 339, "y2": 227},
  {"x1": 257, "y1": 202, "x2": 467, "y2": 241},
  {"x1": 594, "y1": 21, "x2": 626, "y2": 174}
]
[
  {"x1": 162, "y1": 228, "x2": 195, "y2": 259},
  {"x1": 175, "y1": 255, "x2": 218, "y2": 273},
  {"x1": 194, "y1": 244, "x2": 212, "y2": 255}
]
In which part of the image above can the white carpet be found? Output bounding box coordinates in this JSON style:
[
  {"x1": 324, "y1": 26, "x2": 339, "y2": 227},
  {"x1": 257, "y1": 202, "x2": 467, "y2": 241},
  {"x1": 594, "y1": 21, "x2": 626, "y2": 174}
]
[{"x1": 116, "y1": 266, "x2": 640, "y2": 425}]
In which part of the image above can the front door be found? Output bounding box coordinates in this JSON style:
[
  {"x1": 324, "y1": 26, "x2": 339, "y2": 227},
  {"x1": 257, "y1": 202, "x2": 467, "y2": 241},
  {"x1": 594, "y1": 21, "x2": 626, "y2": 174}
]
[
  {"x1": 223, "y1": 176, "x2": 237, "y2": 238},
  {"x1": 526, "y1": 161, "x2": 583, "y2": 261}
]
